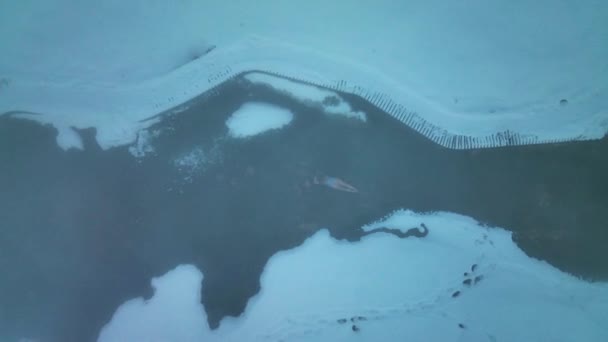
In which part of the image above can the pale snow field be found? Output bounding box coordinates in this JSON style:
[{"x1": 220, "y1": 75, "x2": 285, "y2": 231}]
[
  {"x1": 226, "y1": 103, "x2": 294, "y2": 138},
  {"x1": 98, "y1": 210, "x2": 608, "y2": 342},
  {"x1": 1, "y1": 1, "x2": 606, "y2": 150}
]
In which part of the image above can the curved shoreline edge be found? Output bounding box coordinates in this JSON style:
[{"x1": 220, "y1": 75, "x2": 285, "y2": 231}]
[{"x1": 1, "y1": 36, "x2": 606, "y2": 150}]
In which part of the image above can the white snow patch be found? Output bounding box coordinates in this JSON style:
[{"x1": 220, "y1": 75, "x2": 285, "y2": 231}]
[
  {"x1": 55, "y1": 126, "x2": 83, "y2": 151},
  {"x1": 99, "y1": 210, "x2": 608, "y2": 342},
  {"x1": 11, "y1": 110, "x2": 162, "y2": 151},
  {"x1": 226, "y1": 102, "x2": 293, "y2": 138},
  {"x1": 245, "y1": 73, "x2": 367, "y2": 121},
  {"x1": 97, "y1": 265, "x2": 209, "y2": 342}
]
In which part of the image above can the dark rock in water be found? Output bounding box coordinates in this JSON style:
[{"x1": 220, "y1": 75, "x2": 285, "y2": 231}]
[
  {"x1": 322, "y1": 95, "x2": 341, "y2": 107},
  {"x1": 471, "y1": 264, "x2": 478, "y2": 272},
  {"x1": 560, "y1": 98, "x2": 568, "y2": 106},
  {"x1": 464, "y1": 272, "x2": 469, "y2": 277},
  {"x1": 357, "y1": 316, "x2": 367, "y2": 321},
  {"x1": 352, "y1": 325, "x2": 360, "y2": 332},
  {"x1": 337, "y1": 318, "x2": 347, "y2": 324},
  {"x1": 462, "y1": 279, "x2": 472, "y2": 286},
  {"x1": 474, "y1": 275, "x2": 484, "y2": 284},
  {"x1": 452, "y1": 290, "x2": 461, "y2": 298},
  {"x1": 458, "y1": 323, "x2": 466, "y2": 329}
]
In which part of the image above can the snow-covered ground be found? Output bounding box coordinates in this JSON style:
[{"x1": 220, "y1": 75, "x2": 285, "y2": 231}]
[
  {"x1": 1, "y1": 1, "x2": 606, "y2": 150},
  {"x1": 99, "y1": 210, "x2": 608, "y2": 342}
]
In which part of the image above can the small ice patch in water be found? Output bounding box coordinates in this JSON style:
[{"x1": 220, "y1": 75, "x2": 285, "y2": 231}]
[
  {"x1": 129, "y1": 129, "x2": 160, "y2": 159},
  {"x1": 226, "y1": 102, "x2": 293, "y2": 138}
]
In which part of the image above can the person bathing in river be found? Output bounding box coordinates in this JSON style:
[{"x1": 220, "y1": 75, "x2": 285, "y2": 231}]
[{"x1": 313, "y1": 175, "x2": 359, "y2": 193}]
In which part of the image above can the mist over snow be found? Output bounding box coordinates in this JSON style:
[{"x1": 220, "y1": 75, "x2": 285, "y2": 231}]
[{"x1": 0, "y1": 0, "x2": 213, "y2": 83}]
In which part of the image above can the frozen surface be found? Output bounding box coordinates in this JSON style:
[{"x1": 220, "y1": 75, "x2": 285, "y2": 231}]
[
  {"x1": 1, "y1": 0, "x2": 606, "y2": 150},
  {"x1": 226, "y1": 102, "x2": 293, "y2": 138},
  {"x1": 99, "y1": 210, "x2": 608, "y2": 342}
]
